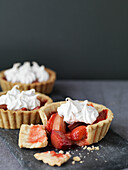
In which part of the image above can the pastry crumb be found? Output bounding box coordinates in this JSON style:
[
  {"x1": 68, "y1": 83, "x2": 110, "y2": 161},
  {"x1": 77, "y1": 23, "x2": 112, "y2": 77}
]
[
  {"x1": 73, "y1": 156, "x2": 81, "y2": 162},
  {"x1": 72, "y1": 161, "x2": 75, "y2": 165},
  {"x1": 34, "y1": 151, "x2": 71, "y2": 166},
  {"x1": 87, "y1": 147, "x2": 92, "y2": 151},
  {"x1": 83, "y1": 146, "x2": 87, "y2": 150},
  {"x1": 80, "y1": 161, "x2": 83, "y2": 164},
  {"x1": 95, "y1": 146, "x2": 99, "y2": 150},
  {"x1": 95, "y1": 158, "x2": 98, "y2": 161},
  {"x1": 59, "y1": 150, "x2": 64, "y2": 154}
]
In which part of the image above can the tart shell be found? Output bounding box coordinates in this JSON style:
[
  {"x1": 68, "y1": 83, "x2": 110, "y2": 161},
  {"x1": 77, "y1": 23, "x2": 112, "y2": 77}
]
[
  {"x1": 19, "y1": 124, "x2": 48, "y2": 148},
  {"x1": 0, "y1": 91, "x2": 53, "y2": 129},
  {"x1": 0, "y1": 68, "x2": 56, "y2": 94},
  {"x1": 39, "y1": 101, "x2": 114, "y2": 145}
]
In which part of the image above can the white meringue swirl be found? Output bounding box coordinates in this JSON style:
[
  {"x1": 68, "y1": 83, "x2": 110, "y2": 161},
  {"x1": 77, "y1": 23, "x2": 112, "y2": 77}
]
[
  {"x1": 4, "y1": 61, "x2": 49, "y2": 84},
  {"x1": 0, "y1": 85, "x2": 40, "y2": 110},
  {"x1": 57, "y1": 98, "x2": 99, "y2": 124}
]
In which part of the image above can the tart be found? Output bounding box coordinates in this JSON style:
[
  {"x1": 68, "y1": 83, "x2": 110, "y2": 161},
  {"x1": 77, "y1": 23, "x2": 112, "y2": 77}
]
[
  {"x1": 34, "y1": 151, "x2": 71, "y2": 166},
  {"x1": 19, "y1": 124, "x2": 48, "y2": 148},
  {"x1": 0, "y1": 62, "x2": 56, "y2": 94},
  {"x1": 39, "y1": 99, "x2": 113, "y2": 148},
  {"x1": 0, "y1": 86, "x2": 53, "y2": 129}
]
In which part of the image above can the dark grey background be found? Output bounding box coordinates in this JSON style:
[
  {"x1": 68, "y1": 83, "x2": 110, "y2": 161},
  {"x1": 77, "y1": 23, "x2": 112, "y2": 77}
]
[{"x1": 0, "y1": 0, "x2": 128, "y2": 79}]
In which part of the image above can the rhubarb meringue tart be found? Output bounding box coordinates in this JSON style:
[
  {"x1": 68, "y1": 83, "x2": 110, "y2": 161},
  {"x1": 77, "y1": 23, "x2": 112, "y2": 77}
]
[
  {"x1": 0, "y1": 61, "x2": 56, "y2": 94},
  {"x1": 39, "y1": 98, "x2": 113, "y2": 149},
  {"x1": 0, "y1": 85, "x2": 52, "y2": 129}
]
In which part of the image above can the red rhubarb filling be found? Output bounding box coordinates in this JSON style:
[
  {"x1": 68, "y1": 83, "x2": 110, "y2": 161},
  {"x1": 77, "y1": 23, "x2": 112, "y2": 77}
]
[{"x1": 46, "y1": 109, "x2": 108, "y2": 150}]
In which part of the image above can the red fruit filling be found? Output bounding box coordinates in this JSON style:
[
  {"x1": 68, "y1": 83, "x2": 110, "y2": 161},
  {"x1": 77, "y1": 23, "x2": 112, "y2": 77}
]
[
  {"x1": 87, "y1": 103, "x2": 94, "y2": 107},
  {"x1": 46, "y1": 113, "x2": 57, "y2": 133},
  {"x1": 51, "y1": 130, "x2": 72, "y2": 150},
  {"x1": 20, "y1": 107, "x2": 28, "y2": 111},
  {"x1": 52, "y1": 113, "x2": 66, "y2": 133},
  {"x1": 71, "y1": 126, "x2": 87, "y2": 141},
  {"x1": 47, "y1": 108, "x2": 108, "y2": 149},
  {"x1": 0, "y1": 104, "x2": 7, "y2": 110},
  {"x1": 94, "y1": 109, "x2": 108, "y2": 124},
  {"x1": 68, "y1": 122, "x2": 87, "y2": 131}
]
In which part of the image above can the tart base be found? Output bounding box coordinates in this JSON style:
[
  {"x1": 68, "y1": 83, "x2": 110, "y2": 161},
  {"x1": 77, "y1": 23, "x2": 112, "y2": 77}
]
[
  {"x1": 0, "y1": 68, "x2": 56, "y2": 94},
  {"x1": 39, "y1": 101, "x2": 114, "y2": 145},
  {"x1": 19, "y1": 124, "x2": 48, "y2": 148},
  {"x1": 0, "y1": 91, "x2": 52, "y2": 129}
]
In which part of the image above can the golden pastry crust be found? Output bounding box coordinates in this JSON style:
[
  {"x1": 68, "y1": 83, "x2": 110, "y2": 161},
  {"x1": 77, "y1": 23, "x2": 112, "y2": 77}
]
[
  {"x1": 34, "y1": 151, "x2": 71, "y2": 166},
  {"x1": 39, "y1": 101, "x2": 114, "y2": 145},
  {"x1": 19, "y1": 124, "x2": 48, "y2": 148},
  {"x1": 0, "y1": 68, "x2": 56, "y2": 94},
  {"x1": 0, "y1": 91, "x2": 53, "y2": 129}
]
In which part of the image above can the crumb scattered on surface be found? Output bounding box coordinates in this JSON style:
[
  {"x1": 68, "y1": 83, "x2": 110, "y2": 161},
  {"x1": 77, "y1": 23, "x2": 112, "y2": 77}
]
[
  {"x1": 87, "y1": 147, "x2": 92, "y2": 151},
  {"x1": 95, "y1": 158, "x2": 98, "y2": 161},
  {"x1": 59, "y1": 150, "x2": 64, "y2": 154},
  {"x1": 73, "y1": 156, "x2": 81, "y2": 162},
  {"x1": 83, "y1": 145, "x2": 100, "y2": 151},
  {"x1": 80, "y1": 161, "x2": 83, "y2": 164},
  {"x1": 72, "y1": 161, "x2": 75, "y2": 165},
  {"x1": 83, "y1": 146, "x2": 87, "y2": 150},
  {"x1": 95, "y1": 146, "x2": 99, "y2": 150}
]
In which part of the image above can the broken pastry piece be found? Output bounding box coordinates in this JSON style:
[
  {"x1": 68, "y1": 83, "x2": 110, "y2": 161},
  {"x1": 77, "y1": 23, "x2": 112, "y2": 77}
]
[
  {"x1": 34, "y1": 151, "x2": 71, "y2": 166},
  {"x1": 19, "y1": 124, "x2": 48, "y2": 148}
]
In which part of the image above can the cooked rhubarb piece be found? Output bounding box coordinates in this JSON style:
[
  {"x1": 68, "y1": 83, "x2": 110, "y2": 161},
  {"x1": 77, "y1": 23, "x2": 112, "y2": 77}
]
[
  {"x1": 20, "y1": 107, "x2": 28, "y2": 111},
  {"x1": 40, "y1": 100, "x2": 47, "y2": 106},
  {"x1": 51, "y1": 130, "x2": 72, "y2": 150},
  {"x1": 65, "y1": 132, "x2": 71, "y2": 140},
  {"x1": 46, "y1": 113, "x2": 56, "y2": 133},
  {"x1": 94, "y1": 109, "x2": 108, "y2": 124},
  {"x1": 0, "y1": 104, "x2": 7, "y2": 110},
  {"x1": 71, "y1": 126, "x2": 87, "y2": 141},
  {"x1": 52, "y1": 114, "x2": 66, "y2": 133},
  {"x1": 32, "y1": 106, "x2": 41, "y2": 110},
  {"x1": 37, "y1": 97, "x2": 47, "y2": 107},
  {"x1": 68, "y1": 122, "x2": 87, "y2": 131},
  {"x1": 87, "y1": 103, "x2": 94, "y2": 107}
]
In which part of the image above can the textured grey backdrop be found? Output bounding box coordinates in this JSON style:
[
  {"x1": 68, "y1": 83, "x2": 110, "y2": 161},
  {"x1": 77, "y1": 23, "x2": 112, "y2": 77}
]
[{"x1": 0, "y1": 0, "x2": 128, "y2": 79}]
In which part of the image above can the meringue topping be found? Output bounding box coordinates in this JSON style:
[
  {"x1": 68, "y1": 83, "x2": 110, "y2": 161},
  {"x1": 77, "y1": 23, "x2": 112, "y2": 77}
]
[
  {"x1": 0, "y1": 85, "x2": 40, "y2": 110},
  {"x1": 57, "y1": 98, "x2": 99, "y2": 124},
  {"x1": 4, "y1": 61, "x2": 49, "y2": 84}
]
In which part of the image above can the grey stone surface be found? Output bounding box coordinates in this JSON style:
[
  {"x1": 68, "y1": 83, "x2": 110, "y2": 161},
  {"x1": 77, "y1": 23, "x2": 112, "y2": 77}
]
[
  {"x1": 0, "y1": 128, "x2": 128, "y2": 170},
  {"x1": 0, "y1": 137, "x2": 23, "y2": 170},
  {"x1": 0, "y1": 80, "x2": 128, "y2": 170}
]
